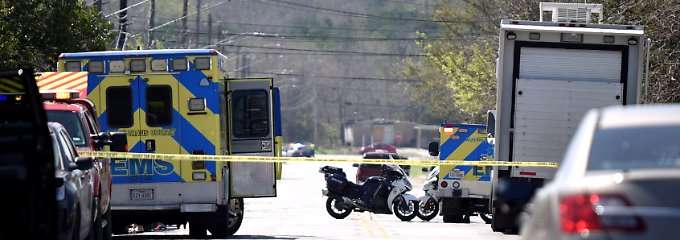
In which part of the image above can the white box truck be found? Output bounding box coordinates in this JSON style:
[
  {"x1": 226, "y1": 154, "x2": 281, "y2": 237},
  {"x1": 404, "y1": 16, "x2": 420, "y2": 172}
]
[{"x1": 491, "y1": 2, "x2": 648, "y2": 233}]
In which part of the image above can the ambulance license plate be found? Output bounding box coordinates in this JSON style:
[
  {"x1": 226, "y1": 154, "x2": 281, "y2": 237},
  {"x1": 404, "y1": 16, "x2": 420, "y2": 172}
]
[
  {"x1": 447, "y1": 170, "x2": 465, "y2": 179},
  {"x1": 130, "y1": 189, "x2": 154, "y2": 201}
]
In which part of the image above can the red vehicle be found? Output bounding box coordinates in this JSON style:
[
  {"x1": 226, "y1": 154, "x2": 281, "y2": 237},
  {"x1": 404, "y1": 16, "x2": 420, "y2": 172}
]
[
  {"x1": 355, "y1": 152, "x2": 410, "y2": 184},
  {"x1": 42, "y1": 90, "x2": 126, "y2": 240},
  {"x1": 359, "y1": 143, "x2": 397, "y2": 155}
]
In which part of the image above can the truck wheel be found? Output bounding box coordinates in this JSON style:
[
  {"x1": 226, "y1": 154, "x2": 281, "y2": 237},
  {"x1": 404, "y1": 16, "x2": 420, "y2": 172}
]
[
  {"x1": 416, "y1": 197, "x2": 439, "y2": 221},
  {"x1": 326, "y1": 197, "x2": 352, "y2": 219},
  {"x1": 208, "y1": 198, "x2": 244, "y2": 237}
]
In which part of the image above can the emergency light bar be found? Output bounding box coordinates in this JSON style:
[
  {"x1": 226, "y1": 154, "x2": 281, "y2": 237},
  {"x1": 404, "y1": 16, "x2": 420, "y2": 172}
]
[{"x1": 40, "y1": 90, "x2": 80, "y2": 100}]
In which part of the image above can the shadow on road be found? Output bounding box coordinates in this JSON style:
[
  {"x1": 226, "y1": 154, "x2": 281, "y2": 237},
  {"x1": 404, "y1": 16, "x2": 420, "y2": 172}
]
[{"x1": 113, "y1": 234, "x2": 312, "y2": 240}]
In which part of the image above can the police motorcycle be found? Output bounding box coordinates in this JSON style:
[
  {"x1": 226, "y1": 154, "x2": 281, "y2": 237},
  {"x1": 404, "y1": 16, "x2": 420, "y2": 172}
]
[
  {"x1": 416, "y1": 166, "x2": 493, "y2": 223},
  {"x1": 320, "y1": 165, "x2": 418, "y2": 221},
  {"x1": 416, "y1": 166, "x2": 440, "y2": 221}
]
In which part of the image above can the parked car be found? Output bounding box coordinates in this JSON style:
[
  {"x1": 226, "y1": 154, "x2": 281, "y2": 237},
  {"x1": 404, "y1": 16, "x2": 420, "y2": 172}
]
[
  {"x1": 355, "y1": 152, "x2": 410, "y2": 184},
  {"x1": 0, "y1": 69, "x2": 57, "y2": 239},
  {"x1": 359, "y1": 143, "x2": 397, "y2": 155},
  {"x1": 291, "y1": 145, "x2": 315, "y2": 157},
  {"x1": 42, "y1": 90, "x2": 126, "y2": 240},
  {"x1": 521, "y1": 105, "x2": 680, "y2": 240},
  {"x1": 50, "y1": 122, "x2": 97, "y2": 240}
]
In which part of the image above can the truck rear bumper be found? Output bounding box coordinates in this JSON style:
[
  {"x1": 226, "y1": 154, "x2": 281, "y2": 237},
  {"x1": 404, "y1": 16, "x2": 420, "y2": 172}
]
[{"x1": 112, "y1": 182, "x2": 222, "y2": 207}]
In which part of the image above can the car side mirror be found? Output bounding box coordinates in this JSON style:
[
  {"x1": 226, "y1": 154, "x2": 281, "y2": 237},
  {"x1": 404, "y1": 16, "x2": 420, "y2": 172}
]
[
  {"x1": 428, "y1": 142, "x2": 439, "y2": 156},
  {"x1": 108, "y1": 132, "x2": 127, "y2": 152},
  {"x1": 75, "y1": 157, "x2": 94, "y2": 171}
]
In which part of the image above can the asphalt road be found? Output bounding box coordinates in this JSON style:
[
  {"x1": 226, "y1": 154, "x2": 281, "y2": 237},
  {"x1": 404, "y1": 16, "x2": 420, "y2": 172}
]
[{"x1": 114, "y1": 154, "x2": 518, "y2": 240}]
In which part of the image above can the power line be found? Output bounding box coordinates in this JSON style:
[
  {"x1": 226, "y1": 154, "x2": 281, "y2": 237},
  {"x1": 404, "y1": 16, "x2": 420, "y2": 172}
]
[
  {"x1": 250, "y1": 71, "x2": 419, "y2": 83},
  {"x1": 155, "y1": 18, "x2": 438, "y2": 34},
  {"x1": 218, "y1": 43, "x2": 425, "y2": 57},
  {"x1": 219, "y1": 51, "x2": 422, "y2": 57},
  {"x1": 261, "y1": 0, "x2": 470, "y2": 24}
]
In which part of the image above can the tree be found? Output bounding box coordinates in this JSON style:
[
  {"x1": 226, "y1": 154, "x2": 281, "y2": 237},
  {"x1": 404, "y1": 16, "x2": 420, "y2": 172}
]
[
  {"x1": 403, "y1": 0, "x2": 680, "y2": 124},
  {"x1": 0, "y1": 0, "x2": 113, "y2": 71}
]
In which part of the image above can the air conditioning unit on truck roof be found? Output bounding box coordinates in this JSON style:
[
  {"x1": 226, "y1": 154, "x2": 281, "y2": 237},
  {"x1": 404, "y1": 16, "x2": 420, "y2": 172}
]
[{"x1": 490, "y1": 2, "x2": 649, "y2": 233}]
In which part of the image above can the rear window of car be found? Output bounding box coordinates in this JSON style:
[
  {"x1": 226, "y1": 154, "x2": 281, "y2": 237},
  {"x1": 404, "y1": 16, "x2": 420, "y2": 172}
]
[
  {"x1": 46, "y1": 111, "x2": 87, "y2": 147},
  {"x1": 588, "y1": 125, "x2": 680, "y2": 171}
]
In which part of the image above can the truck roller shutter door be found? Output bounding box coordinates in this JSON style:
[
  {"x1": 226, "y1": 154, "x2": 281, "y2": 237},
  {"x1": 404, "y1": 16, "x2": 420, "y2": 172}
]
[{"x1": 512, "y1": 47, "x2": 624, "y2": 178}]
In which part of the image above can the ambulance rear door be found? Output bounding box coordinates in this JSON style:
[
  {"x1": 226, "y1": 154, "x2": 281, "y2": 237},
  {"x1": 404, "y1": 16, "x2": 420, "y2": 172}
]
[{"x1": 226, "y1": 78, "x2": 276, "y2": 198}]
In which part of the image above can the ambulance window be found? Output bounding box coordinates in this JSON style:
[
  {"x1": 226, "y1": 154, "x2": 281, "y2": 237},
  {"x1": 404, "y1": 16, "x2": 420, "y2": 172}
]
[
  {"x1": 65, "y1": 61, "x2": 81, "y2": 72},
  {"x1": 88, "y1": 61, "x2": 104, "y2": 73},
  {"x1": 106, "y1": 87, "x2": 133, "y2": 128},
  {"x1": 232, "y1": 90, "x2": 269, "y2": 138},
  {"x1": 146, "y1": 85, "x2": 172, "y2": 126},
  {"x1": 172, "y1": 58, "x2": 188, "y2": 71},
  {"x1": 194, "y1": 57, "x2": 211, "y2": 70},
  {"x1": 130, "y1": 59, "x2": 146, "y2": 73}
]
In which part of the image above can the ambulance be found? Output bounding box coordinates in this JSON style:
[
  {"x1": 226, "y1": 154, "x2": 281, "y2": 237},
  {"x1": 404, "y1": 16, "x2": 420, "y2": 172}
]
[
  {"x1": 428, "y1": 123, "x2": 494, "y2": 223},
  {"x1": 57, "y1": 49, "x2": 282, "y2": 237}
]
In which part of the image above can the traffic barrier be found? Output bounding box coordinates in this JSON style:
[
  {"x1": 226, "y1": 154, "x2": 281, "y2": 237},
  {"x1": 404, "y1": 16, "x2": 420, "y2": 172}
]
[{"x1": 79, "y1": 151, "x2": 559, "y2": 168}]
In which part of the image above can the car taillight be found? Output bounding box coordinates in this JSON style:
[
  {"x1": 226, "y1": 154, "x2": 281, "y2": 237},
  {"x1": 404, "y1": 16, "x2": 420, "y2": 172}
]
[
  {"x1": 560, "y1": 193, "x2": 645, "y2": 234},
  {"x1": 440, "y1": 181, "x2": 448, "y2": 188}
]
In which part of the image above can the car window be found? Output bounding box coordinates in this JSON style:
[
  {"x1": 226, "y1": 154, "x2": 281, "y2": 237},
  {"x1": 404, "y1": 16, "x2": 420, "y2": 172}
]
[
  {"x1": 58, "y1": 129, "x2": 78, "y2": 162},
  {"x1": 46, "y1": 110, "x2": 87, "y2": 147},
  {"x1": 588, "y1": 125, "x2": 680, "y2": 171},
  {"x1": 51, "y1": 134, "x2": 64, "y2": 170}
]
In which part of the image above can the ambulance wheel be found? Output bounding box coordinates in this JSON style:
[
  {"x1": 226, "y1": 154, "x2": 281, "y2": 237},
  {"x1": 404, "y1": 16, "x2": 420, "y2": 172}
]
[
  {"x1": 209, "y1": 198, "x2": 244, "y2": 237},
  {"x1": 393, "y1": 197, "x2": 417, "y2": 222},
  {"x1": 326, "y1": 197, "x2": 352, "y2": 219}
]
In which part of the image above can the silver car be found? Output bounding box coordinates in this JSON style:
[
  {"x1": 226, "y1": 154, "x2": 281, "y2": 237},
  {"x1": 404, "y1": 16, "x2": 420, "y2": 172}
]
[{"x1": 521, "y1": 105, "x2": 680, "y2": 240}]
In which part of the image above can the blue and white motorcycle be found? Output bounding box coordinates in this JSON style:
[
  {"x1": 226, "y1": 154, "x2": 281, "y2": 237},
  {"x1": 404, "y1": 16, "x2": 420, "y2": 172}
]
[{"x1": 320, "y1": 165, "x2": 418, "y2": 221}]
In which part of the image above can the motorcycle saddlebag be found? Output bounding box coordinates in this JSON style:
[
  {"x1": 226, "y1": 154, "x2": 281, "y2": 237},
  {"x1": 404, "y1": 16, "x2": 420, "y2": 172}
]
[{"x1": 327, "y1": 174, "x2": 348, "y2": 194}]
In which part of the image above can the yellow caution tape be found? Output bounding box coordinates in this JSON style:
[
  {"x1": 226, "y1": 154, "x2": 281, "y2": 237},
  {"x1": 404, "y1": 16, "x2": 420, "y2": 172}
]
[{"x1": 79, "y1": 151, "x2": 558, "y2": 168}]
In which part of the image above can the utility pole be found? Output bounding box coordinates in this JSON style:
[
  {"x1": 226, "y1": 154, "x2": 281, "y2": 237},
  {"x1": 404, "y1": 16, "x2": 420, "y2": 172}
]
[
  {"x1": 147, "y1": 0, "x2": 156, "y2": 48},
  {"x1": 195, "y1": 0, "x2": 202, "y2": 48},
  {"x1": 116, "y1": 0, "x2": 128, "y2": 49},
  {"x1": 217, "y1": 28, "x2": 223, "y2": 52},
  {"x1": 181, "y1": 0, "x2": 189, "y2": 47},
  {"x1": 207, "y1": 13, "x2": 213, "y2": 47},
  {"x1": 95, "y1": 0, "x2": 102, "y2": 13}
]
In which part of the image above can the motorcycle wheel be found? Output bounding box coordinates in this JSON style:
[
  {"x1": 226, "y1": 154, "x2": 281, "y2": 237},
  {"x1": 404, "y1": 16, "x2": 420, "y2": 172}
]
[
  {"x1": 479, "y1": 211, "x2": 492, "y2": 224},
  {"x1": 416, "y1": 197, "x2": 439, "y2": 221},
  {"x1": 393, "y1": 196, "x2": 418, "y2": 222},
  {"x1": 325, "y1": 197, "x2": 352, "y2": 219}
]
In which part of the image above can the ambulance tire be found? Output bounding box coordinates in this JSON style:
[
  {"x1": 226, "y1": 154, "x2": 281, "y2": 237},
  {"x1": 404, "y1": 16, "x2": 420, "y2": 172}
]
[{"x1": 208, "y1": 198, "x2": 244, "y2": 237}]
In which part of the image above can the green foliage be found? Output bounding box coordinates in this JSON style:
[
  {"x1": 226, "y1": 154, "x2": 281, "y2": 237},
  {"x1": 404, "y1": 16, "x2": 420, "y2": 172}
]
[
  {"x1": 403, "y1": 0, "x2": 504, "y2": 123},
  {"x1": 0, "y1": 0, "x2": 113, "y2": 70}
]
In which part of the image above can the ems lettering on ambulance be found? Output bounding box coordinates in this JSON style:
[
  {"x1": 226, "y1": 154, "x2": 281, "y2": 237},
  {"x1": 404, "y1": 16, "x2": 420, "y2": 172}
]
[
  {"x1": 62, "y1": 50, "x2": 224, "y2": 184},
  {"x1": 438, "y1": 123, "x2": 493, "y2": 182}
]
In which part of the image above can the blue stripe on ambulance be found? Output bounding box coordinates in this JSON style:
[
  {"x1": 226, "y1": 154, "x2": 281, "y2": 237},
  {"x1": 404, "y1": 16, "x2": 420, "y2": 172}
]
[
  {"x1": 438, "y1": 129, "x2": 475, "y2": 160},
  {"x1": 172, "y1": 71, "x2": 220, "y2": 113}
]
